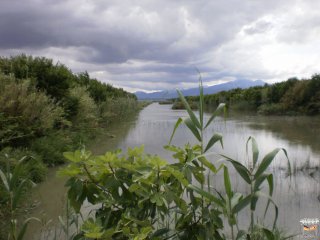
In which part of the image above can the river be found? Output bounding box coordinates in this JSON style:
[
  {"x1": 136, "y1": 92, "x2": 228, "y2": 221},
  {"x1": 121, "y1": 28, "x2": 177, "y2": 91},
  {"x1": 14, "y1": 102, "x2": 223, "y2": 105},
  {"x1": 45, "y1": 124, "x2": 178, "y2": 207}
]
[{"x1": 26, "y1": 103, "x2": 320, "y2": 239}]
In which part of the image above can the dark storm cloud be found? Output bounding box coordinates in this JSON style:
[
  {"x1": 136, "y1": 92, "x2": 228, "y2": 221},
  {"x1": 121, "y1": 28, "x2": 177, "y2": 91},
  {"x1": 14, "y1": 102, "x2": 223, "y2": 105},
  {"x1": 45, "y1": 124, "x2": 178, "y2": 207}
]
[{"x1": 1, "y1": 0, "x2": 319, "y2": 91}]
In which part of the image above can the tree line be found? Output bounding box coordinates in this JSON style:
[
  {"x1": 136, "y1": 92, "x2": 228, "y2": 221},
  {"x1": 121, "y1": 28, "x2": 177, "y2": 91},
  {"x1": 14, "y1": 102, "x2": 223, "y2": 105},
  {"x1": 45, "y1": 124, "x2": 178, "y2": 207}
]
[{"x1": 183, "y1": 75, "x2": 320, "y2": 115}]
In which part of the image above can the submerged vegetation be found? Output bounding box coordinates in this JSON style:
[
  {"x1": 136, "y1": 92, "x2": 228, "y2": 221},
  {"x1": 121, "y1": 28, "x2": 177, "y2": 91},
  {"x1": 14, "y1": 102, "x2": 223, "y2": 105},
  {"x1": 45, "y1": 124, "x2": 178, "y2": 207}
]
[
  {"x1": 174, "y1": 74, "x2": 320, "y2": 115},
  {"x1": 59, "y1": 79, "x2": 293, "y2": 239},
  {"x1": 0, "y1": 54, "x2": 142, "y2": 239}
]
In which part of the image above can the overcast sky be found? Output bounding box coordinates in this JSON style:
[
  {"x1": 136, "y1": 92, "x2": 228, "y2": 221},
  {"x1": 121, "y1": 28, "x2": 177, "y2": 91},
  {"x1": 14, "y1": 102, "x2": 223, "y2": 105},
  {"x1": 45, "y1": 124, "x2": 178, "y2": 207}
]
[{"x1": 1, "y1": 0, "x2": 320, "y2": 92}]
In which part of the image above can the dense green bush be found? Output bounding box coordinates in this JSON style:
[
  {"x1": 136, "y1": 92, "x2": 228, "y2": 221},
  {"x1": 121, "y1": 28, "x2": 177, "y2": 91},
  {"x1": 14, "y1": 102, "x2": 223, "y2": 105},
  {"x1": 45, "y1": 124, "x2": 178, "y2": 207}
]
[
  {"x1": 0, "y1": 76, "x2": 65, "y2": 148},
  {"x1": 172, "y1": 100, "x2": 198, "y2": 110},
  {"x1": 99, "y1": 98, "x2": 139, "y2": 125},
  {"x1": 0, "y1": 54, "x2": 140, "y2": 152},
  {"x1": 0, "y1": 54, "x2": 143, "y2": 239},
  {"x1": 68, "y1": 86, "x2": 99, "y2": 130},
  {"x1": 30, "y1": 131, "x2": 74, "y2": 166}
]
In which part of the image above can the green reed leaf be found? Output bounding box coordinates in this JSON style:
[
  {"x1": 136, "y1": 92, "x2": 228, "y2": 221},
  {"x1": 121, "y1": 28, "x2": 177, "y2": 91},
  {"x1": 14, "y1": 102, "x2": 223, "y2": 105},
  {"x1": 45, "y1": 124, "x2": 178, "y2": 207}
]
[
  {"x1": 224, "y1": 166, "x2": 232, "y2": 199},
  {"x1": 184, "y1": 117, "x2": 201, "y2": 142},
  {"x1": 169, "y1": 117, "x2": 183, "y2": 145},
  {"x1": 221, "y1": 154, "x2": 251, "y2": 184},
  {"x1": 188, "y1": 184, "x2": 224, "y2": 207},
  {"x1": 254, "y1": 148, "x2": 288, "y2": 180},
  {"x1": 205, "y1": 133, "x2": 223, "y2": 153},
  {"x1": 177, "y1": 89, "x2": 201, "y2": 129},
  {"x1": 205, "y1": 103, "x2": 226, "y2": 129},
  {"x1": 246, "y1": 136, "x2": 259, "y2": 169}
]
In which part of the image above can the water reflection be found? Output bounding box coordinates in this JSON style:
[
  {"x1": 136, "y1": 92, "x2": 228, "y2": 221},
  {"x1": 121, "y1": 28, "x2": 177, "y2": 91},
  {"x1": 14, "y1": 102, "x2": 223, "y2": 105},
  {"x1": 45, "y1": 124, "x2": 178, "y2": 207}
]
[
  {"x1": 27, "y1": 103, "x2": 320, "y2": 238},
  {"x1": 113, "y1": 103, "x2": 320, "y2": 236},
  {"x1": 25, "y1": 112, "x2": 139, "y2": 240}
]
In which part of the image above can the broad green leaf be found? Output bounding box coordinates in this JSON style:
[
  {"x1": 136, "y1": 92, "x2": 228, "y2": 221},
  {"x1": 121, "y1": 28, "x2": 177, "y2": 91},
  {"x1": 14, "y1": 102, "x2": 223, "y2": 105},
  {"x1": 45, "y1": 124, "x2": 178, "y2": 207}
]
[
  {"x1": 204, "y1": 133, "x2": 223, "y2": 153},
  {"x1": 151, "y1": 193, "x2": 164, "y2": 206},
  {"x1": 163, "y1": 144, "x2": 181, "y2": 153},
  {"x1": 230, "y1": 192, "x2": 242, "y2": 208},
  {"x1": 223, "y1": 166, "x2": 232, "y2": 198},
  {"x1": 266, "y1": 174, "x2": 274, "y2": 197},
  {"x1": 232, "y1": 194, "x2": 251, "y2": 214},
  {"x1": 250, "y1": 195, "x2": 258, "y2": 211},
  {"x1": 151, "y1": 228, "x2": 170, "y2": 238},
  {"x1": 187, "y1": 184, "x2": 224, "y2": 207},
  {"x1": 262, "y1": 228, "x2": 275, "y2": 240},
  {"x1": 236, "y1": 230, "x2": 247, "y2": 240},
  {"x1": 254, "y1": 148, "x2": 288, "y2": 180},
  {"x1": 0, "y1": 168, "x2": 9, "y2": 191},
  {"x1": 198, "y1": 157, "x2": 217, "y2": 173},
  {"x1": 167, "y1": 167, "x2": 189, "y2": 187},
  {"x1": 184, "y1": 117, "x2": 201, "y2": 142},
  {"x1": 193, "y1": 170, "x2": 205, "y2": 184},
  {"x1": 63, "y1": 151, "x2": 82, "y2": 163},
  {"x1": 102, "y1": 228, "x2": 115, "y2": 239},
  {"x1": 246, "y1": 137, "x2": 259, "y2": 169},
  {"x1": 264, "y1": 174, "x2": 274, "y2": 219},
  {"x1": 221, "y1": 154, "x2": 251, "y2": 184},
  {"x1": 58, "y1": 165, "x2": 82, "y2": 177},
  {"x1": 82, "y1": 219, "x2": 104, "y2": 239},
  {"x1": 252, "y1": 174, "x2": 269, "y2": 211},
  {"x1": 177, "y1": 89, "x2": 201, "y2": 129},
  {"x1": 205, "y1": 103, "x2": 226, "y2": 129},
  {"x1": 253, "y1": 174, "x2": 268, "y2": 192},
  {"x1": 169, "y1": 117, "x2": 183, "y2": 144}
]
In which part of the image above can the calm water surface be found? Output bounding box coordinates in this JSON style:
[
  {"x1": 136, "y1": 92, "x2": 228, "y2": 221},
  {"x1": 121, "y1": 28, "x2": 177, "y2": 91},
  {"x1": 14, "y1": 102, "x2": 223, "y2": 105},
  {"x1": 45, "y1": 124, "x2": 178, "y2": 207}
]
[{"x1": 27, "y1": 103, "x2": 320, "y2": 239}]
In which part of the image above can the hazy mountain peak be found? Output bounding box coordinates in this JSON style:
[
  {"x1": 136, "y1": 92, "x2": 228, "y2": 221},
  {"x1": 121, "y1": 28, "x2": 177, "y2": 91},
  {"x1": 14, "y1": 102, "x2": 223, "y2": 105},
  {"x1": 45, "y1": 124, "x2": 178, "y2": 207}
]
[{"x1": 135, "y1": 79, "x2": 266, "y2": 100}]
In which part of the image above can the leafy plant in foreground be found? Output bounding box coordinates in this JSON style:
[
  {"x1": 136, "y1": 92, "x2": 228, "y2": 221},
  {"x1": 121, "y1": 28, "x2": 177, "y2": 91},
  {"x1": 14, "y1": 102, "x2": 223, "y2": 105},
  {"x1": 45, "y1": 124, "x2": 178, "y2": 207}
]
[
  {"x1": 60, "y1": 76, "x2": 292, "y2": 240},
  {"x1": 168, "y1": 77, "x2": 292, "y2": 239},
  {"x1": 0, "y1": 156, "x2": 40, "y2": 240}
]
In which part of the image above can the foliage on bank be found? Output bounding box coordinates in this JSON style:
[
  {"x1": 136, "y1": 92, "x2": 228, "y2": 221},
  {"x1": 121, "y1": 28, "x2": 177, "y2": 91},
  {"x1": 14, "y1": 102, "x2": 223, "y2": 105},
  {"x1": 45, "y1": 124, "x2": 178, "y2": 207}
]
[
  {"x1": 176, "y1": 74, "x2": 320, "y2": 115},
  {"x1": 0, "y1": 54, "x2": 141, "y2": 239}
]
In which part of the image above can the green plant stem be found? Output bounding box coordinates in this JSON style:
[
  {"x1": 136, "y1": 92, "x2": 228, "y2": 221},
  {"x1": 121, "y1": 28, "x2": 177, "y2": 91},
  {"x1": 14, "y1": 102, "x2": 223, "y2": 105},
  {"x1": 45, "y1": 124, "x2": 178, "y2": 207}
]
[
  {"x1": 250, "y1": 175, "x2": 254, "y2": 232},
  {"x1": 231, "y1": 224, "x2": 234, "y2": 240},
  {"x1": 200, "y1": 127, "x2": 205, "y2": 225}
]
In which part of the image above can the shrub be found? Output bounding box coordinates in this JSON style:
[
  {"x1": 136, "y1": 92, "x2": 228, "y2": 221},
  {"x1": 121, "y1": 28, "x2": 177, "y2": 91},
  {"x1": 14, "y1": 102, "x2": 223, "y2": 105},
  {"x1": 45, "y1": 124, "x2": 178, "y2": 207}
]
[
  {"x1": 68, "y1": 86, "x2": 99, "y2": 131},
  {"x1": 99, "y1": 97, "x2": 138, "y2": 125},
  {"x1": 257, "y1": 103, "x2": 286, "y2": 115},
  {"x1": 30, "y1": 131, "x2": 74, "y2": 166},
  {"x1": 0, "y1": 154, "x2": 41, "y2": 240},
  {"x1": 0, "y1": 76, "x2": 65, "y2": 148},
  {"x1": 0, "y1": 147, "x2": 47, "y2": 183},
  {"x1": 172, "y1": 100, "x2": 198, "y2": 110}
]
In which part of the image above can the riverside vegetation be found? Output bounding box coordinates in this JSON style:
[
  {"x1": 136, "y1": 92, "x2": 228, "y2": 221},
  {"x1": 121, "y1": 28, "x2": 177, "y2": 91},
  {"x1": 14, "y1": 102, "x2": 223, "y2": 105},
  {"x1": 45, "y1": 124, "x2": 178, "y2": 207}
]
[
  {"x1": 0, "y1": 54, "x2": 144, "y2": 239},
  {"x1": 58, "y1": 79, "x2": 293, "y2": 239},
  {"x1": 173, "y1": 74, "x2": 320, "y2": 115}
]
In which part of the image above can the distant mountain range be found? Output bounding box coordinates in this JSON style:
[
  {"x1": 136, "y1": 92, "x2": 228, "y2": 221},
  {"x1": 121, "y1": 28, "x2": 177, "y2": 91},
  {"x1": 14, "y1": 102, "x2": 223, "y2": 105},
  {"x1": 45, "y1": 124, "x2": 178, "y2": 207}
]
[{"x1": 135, "y1": 79, "x2": 266, "y2": 100}]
